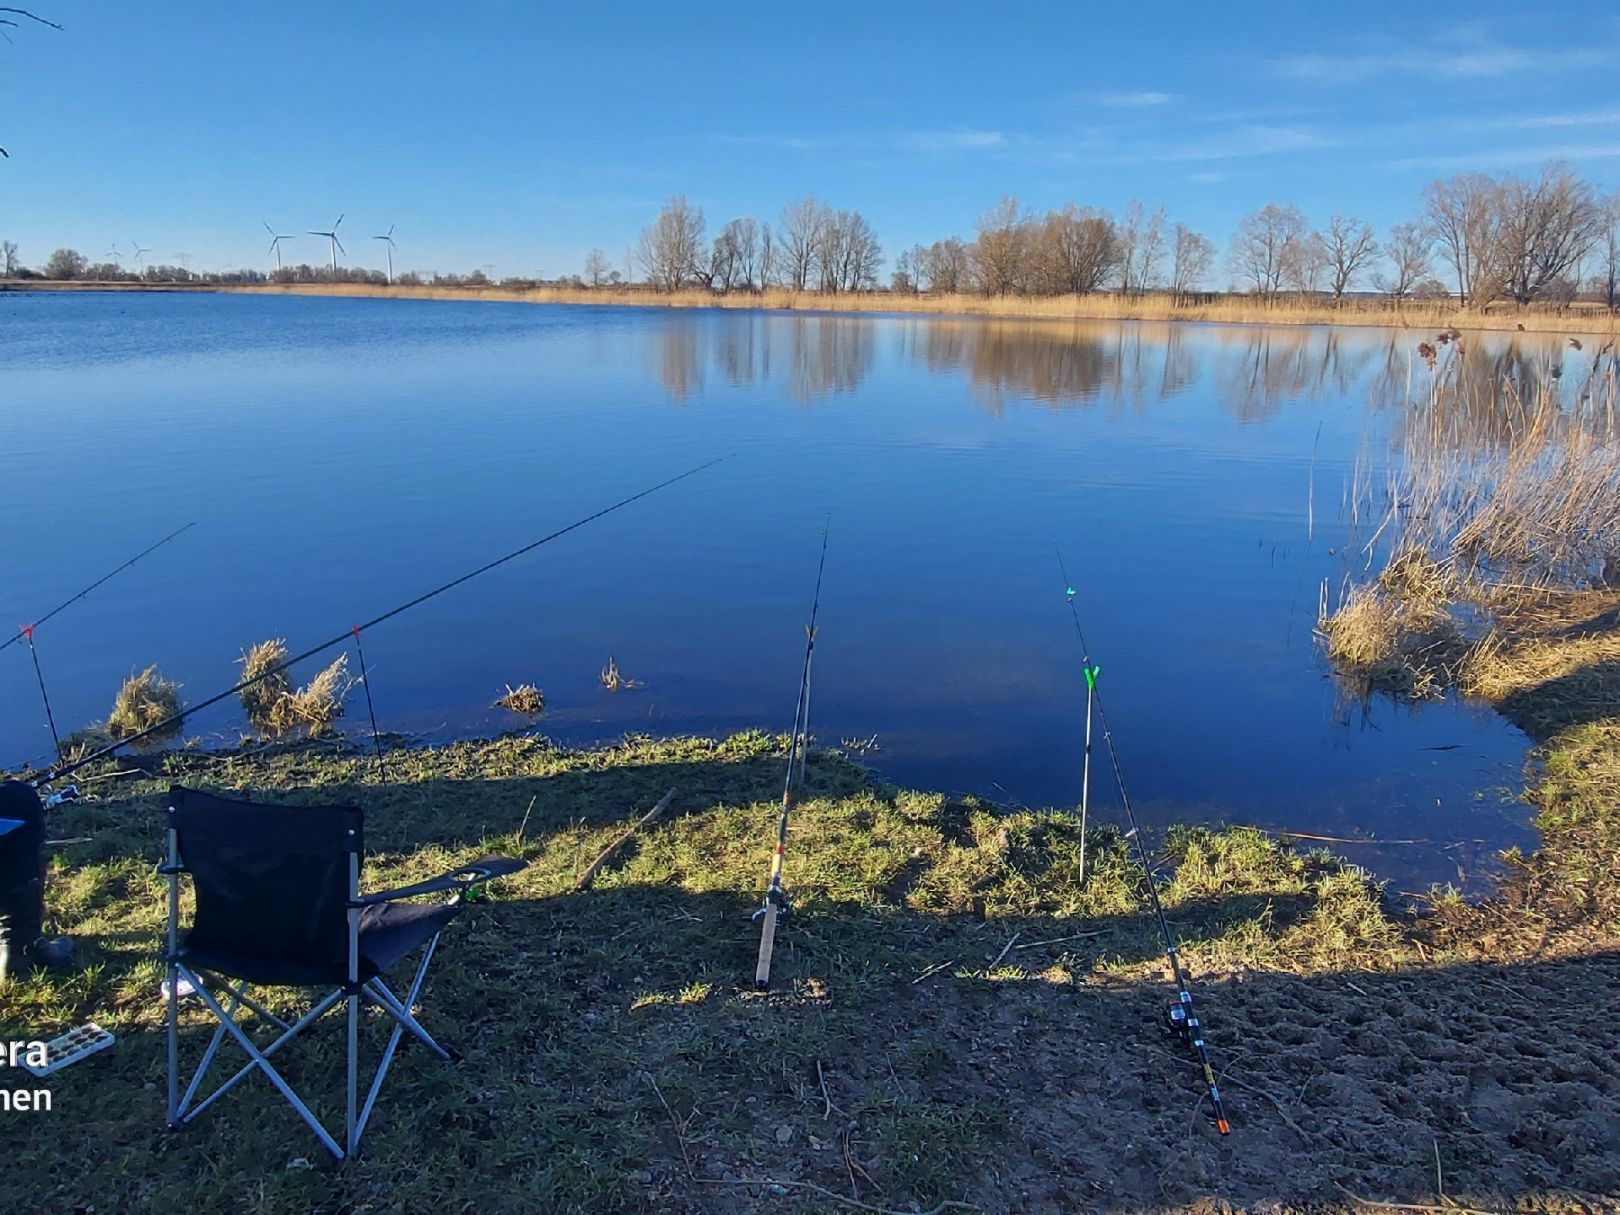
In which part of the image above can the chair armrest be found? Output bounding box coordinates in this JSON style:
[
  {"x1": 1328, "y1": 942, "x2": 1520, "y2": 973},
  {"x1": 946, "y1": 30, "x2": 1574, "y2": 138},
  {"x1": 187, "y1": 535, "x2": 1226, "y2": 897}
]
[{"x1": 353, "y1": 856, "x2": 528, "y2": 906}]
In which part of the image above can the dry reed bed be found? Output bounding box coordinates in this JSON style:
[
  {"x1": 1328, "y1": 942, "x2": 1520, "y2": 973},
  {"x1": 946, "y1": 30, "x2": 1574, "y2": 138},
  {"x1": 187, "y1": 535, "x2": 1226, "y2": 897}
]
[
  {"x1": 201, "y1": 281, "x2": 1620, "y2": 337},
  {"x1": 1321, "y1": 342, "x2": 1620, "y2": 728},
  {"x1": 236, "y1": 638, "x2": 350, "y2": 737}
]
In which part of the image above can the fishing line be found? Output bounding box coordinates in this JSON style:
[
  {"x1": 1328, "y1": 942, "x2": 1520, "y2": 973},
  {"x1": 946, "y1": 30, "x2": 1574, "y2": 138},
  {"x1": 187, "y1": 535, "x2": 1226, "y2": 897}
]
[
  {"x1": 0, "y1": 523, "x2": 195, "y2": 658},
  {"x1": 21, "y1": 625, "x2": 61, "y2": 755},
  {"x1": 1054, "y1": 546, "x2": 1231, "y2": 1136},
  {"x1": 350, "y1": 625, "x2": 386, "y2": 778},
  {"x1": 753, "y1": 519, "x2": 829, "y2": 991},
  {"x1": 35, "y1": 457, "x2": 730, "y2": 788}
]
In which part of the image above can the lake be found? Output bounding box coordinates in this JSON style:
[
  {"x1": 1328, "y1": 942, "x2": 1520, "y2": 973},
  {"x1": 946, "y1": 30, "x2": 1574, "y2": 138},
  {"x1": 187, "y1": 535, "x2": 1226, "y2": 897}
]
[{"x1": 1, "y1": 291, "x2": 1556, "y2": 890}]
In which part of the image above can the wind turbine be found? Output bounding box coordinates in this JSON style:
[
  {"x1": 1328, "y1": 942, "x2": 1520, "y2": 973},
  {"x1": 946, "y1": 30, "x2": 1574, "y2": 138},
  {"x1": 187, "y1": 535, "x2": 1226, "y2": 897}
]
[
  {"x1": 308, "y1": 214, "x2": 345, "y2": 275},
  {"x1": 104, "y1": 242, "x2": 123, "y2": 268},
  {"x1": 372, "y1": 224, "x2": 397, "y2": 284},
  {"x1": 131, "y1": 240, "x2": 150, "y2": 273},
  {"x1": 263, "y1": 221, "x2": 297, "y2": 271}
]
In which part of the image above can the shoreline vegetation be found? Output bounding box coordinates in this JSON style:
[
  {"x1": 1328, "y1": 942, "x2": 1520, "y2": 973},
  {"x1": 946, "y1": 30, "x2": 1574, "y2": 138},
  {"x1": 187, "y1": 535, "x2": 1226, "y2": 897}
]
[
  {"x1": 4, "y1": 329, "x2": 1617, "y2": 1210},
  {"x1": 7, "y1": 165, "x2": 1619, "y2": 346},
  {"x1": 3, "y1": 682, "x2": 1616, "y2": 1211},
  {"x1": 7, "y1": 275, "x2": 1620, "y2": 336},
  {"x1": 8, "y1": 434, "x2": 1620, "y2": 1212}
]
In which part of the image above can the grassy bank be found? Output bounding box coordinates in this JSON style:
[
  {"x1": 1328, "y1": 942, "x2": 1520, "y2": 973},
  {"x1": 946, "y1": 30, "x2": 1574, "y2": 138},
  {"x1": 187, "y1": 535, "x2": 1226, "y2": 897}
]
[
  {"x1": 9, "y1": 277, "x2": 1620, "y2": 337},
  {"x1": 3, "y1": 709, "x2": 1618, "y2": 1212}
]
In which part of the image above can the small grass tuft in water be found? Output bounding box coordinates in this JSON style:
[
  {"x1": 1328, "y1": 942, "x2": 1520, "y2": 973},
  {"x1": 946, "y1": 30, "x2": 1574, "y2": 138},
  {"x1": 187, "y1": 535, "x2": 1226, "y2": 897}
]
[
  {"x1": 265, "y1": 654, "x2": 350, "y2": 737},
  {"x1": 494, "y1": 683, "x2": 544, "y2": 715},
  {"x1": 1318, "y1": 553, "x2": 1468, "y2": 701},
  {"x1": 237, "y1": 638, "x2": 293, "y2": 727},
  {"x1": 600, "y1": 656, "x2": 643, "y2": 692},
  {"x1": 106, "y1": 666, "x2": 183, "y2": 742},
  {"x1": 235, "y1": 641, "x2": 351, "y2": 737}
]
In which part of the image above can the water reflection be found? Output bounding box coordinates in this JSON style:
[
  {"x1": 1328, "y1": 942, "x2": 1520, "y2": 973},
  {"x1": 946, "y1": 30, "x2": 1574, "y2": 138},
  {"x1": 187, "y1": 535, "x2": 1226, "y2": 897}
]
[
  {"x1": 654, "y1": 314, "x2": 875, "y2": 403},
  {"x1": 9, "y1": 292, "x2": 1585, "y2": 891},
  {"x1": 909, "y1": 319, "x2": 1122, "y2": 413},
  {"x1": 649, "y1": 311, "x2": 1594, "y2": 438}
]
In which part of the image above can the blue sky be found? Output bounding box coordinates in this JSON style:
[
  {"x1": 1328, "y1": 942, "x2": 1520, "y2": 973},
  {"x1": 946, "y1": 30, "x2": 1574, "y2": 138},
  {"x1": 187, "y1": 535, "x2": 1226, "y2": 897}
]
[{"x1": 2, "y1": 1, "x2": 1618, "y2": 280}]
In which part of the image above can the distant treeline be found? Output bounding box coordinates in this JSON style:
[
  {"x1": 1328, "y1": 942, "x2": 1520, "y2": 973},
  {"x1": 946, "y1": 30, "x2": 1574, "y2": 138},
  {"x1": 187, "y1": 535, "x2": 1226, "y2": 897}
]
[
  {"x1": 7, "y1": 163, "x2": 1618, "y2": 310},
  {"x1": 623, "y1": 164, "x2": 1619, "y2": 309}
]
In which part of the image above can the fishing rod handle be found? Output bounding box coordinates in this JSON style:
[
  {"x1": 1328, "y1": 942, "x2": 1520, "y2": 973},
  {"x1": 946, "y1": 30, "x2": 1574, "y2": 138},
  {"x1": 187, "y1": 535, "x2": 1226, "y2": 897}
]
[{"x1": 754, "y1": 901, "x2": 780, "y2": 989}]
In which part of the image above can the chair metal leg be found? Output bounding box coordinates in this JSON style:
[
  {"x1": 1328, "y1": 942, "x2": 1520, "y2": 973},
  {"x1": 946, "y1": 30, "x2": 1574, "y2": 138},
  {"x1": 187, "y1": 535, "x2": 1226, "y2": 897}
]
[
  {"x1": 177, "y1": 1002, "x2": 233, "y2": 1118},
  {"x1": 179, "y1": 978, "x2": 345, "y2": 1122},
  {"x1": 165, "y1": 958, "x2": 180, "y2": 1128},
  {"x1": 363, "y1": 934, "x2": 451, "y2": 1061},
  {"x1": 186, "y1": 974, "x2": 346, "y2": 1159},
  {"x1": 217, "y1": 980, "x2": 294, "y2": 1033},
  {"x1": 165, "y1": 825, "x2": 180, "y2": 1129},
  {"x1": 364, "y1": 979, "x2": 451, "y2": 1060},
  {"x1": 354, "y1": 935, "x2": 451, "y2": 1142},
  {"x1": 346, "y1": 856, "x2": 360, "y2": 1157},
  {"x1": 346, "y1": 992, "x2": 359, "y2": 1156}
]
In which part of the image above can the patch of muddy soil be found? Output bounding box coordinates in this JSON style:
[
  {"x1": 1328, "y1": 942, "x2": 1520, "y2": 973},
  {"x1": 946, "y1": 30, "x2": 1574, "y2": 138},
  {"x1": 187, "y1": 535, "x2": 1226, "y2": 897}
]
[{"x1": 648, "y1": 952, "x2": 1620, "y2": 1214}]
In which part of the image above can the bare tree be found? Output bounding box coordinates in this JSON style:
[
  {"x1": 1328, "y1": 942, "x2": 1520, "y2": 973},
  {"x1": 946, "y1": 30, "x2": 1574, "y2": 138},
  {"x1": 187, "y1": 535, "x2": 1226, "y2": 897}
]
[
  {"x1": 1374, "y1": 221, "x2": 1431, "y2": 299},
  {"x1": 780, "y1": 196, "x2": 828, "y2": 291},
  {"x1": 758, "y1": 223, "x2": 776, "y2": 290},
  {"x1": 1316, "y1": 215, "x2": 1379, "y2": 300},
  {"x1": 1, "y1": 239, "x2": 18, "y2": 275},
  {"x1": 815, "y1": 209, "x2": 881, "y2": 293},
  {"x1": 891, "y1": 247, "x2": 919, "y2": 294},
  {"x1": 44, "y1": 247, "x2": 87, "y2": 279},
  {"x1": 1169, "y1": 224, "x2": 1214, "y2": 301},
  {"x1": 1423, "y1": 173, "x2": 1501, "y2": 306},
  {"x1": 1229, "y1": 203, "x2": 1307, "y2": 296},
  {"x1": 1494, "y1": 163, "x2": 1604, "y2": 306},
  {"x1": 815, "y1": 214, "x2": 846, "y2": 293},
  {"x1": 971, "y1": 196, "x2": 1031, "y2": 295},
  {"x1": 583, "y1": 248, "x2": 611, "y2": 288},
  {"x1": 918, "y1": 238, "x2": 969, "y2": 293},
  {"x1": 1118, "y1": 200, "x2": 1166, "y2": 295},
  {"x1": 1593, "y1": 194, "x2": 1620, "y2": 311},
  {"x1": 709, "y1": 218, "x2": 759, "y2": 293},
  {"x1": 1034, "y1": 205, "x2": 1118, "y2": 295},
  {"x1": 724, "y1": 217, "x2": 761, "y2": 290},
  {"x1": 637, "y1": 196, "x2": 705, "y2": 292},
  {"x1": 1284, "y1": 232, "x2": 1328, "y2": 295}
]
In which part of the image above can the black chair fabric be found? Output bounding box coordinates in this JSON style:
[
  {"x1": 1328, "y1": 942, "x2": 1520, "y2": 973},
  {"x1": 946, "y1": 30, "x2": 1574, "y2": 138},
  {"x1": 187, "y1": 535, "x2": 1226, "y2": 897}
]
[
  {"x1": 171, "y1": 786, "x2": 362, "y2": 982},
  {"x1": 169, "y1": 786, "x2": 466, "y2": 987}
]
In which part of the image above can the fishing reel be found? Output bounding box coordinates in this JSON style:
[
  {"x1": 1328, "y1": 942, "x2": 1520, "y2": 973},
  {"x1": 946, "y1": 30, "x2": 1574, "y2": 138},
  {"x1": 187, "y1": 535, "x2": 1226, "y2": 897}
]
[
  {"x1": 750, "y1": 890, "x2": 790, "y2": 923},
  {"x1": 1165, "y1": 1000, "x2": 1192, "y2": 1042},
  {"x1": 43, "y1": 784, "x2": 80, "y2": 808}
]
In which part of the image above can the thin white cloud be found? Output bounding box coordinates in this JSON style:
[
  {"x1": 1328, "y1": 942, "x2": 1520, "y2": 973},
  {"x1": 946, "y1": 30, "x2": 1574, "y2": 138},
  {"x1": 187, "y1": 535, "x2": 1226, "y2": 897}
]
[
  {"x1": 1391, "y1": 142, "x2": 1620, "y2": 170},
  {"x1": 1495, "y1": 109, "x2": 1620, "y2": 130},
  {"x1": 1186, "y1": 171, "x2": 1226, "y2": 183},
  {"x1": 1149, "y1": 124, "x2": 1331, "y2": 162},
  {"x1": 717, "y1": 128, "x2": 1013, "y2": 156},
  {"x1": 906, "y1": 128, "x2": 1007, "y2": 151},
  {"x1": 1098, "y1": 91, "x2": 1175, "y2": 108},
  {"x1": 1273, "y1": 43, "x2": 1612, "y2": 83},
  {"x1": 717, "y1": 133, "x2": 831, "y2": 151}
]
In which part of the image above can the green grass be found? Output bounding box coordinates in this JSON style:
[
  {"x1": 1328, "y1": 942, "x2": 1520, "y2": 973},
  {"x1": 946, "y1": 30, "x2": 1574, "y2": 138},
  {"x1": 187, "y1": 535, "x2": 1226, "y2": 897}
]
[{"x1": 2, "y1": 727, "x2": 1614, "y2": 1212}]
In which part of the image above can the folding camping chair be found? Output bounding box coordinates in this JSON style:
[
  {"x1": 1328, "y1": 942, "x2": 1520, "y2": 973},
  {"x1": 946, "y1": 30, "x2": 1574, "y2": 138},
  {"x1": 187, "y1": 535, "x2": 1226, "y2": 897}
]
[{"x1": 160, "y1": 785, "x2": 526, "y2": 1160}]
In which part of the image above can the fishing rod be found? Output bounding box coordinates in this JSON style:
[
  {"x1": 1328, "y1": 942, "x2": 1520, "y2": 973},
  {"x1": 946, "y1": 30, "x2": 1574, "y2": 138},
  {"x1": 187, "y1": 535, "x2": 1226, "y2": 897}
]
[
  {"x1": 1, "y1": 522, "x2": 196, "y2": 658},
  {"x1": 1055, "y1": 549, "x2": 1230, "y2": 1136},
  {"x1": 753, "y1": 522, "x2": 829, "y2": 991},
  {"x1": 33, "y1": 458, "x2": 729, "y2": 789}
]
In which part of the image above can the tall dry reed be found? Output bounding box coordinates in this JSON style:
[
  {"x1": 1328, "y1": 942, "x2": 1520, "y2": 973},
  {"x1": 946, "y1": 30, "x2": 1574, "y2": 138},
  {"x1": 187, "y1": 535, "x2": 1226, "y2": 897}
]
[{"x1": 1321, "y1": 339, "x2": 1620, "y2": 699}]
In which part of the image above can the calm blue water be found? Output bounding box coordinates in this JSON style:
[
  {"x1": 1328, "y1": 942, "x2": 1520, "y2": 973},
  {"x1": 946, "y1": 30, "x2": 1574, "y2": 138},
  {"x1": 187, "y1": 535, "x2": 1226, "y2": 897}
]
[{"x1": 1, "y1": 291, "x2": 1550, "y2": 888}]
